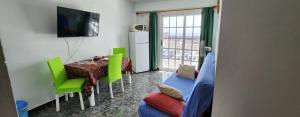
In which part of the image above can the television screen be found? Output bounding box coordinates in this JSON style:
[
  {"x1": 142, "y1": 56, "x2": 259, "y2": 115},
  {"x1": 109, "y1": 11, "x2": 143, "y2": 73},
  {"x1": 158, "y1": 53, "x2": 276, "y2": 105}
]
[{"x1": 57, "y1": 7, "x2": 100, "y2": 37}]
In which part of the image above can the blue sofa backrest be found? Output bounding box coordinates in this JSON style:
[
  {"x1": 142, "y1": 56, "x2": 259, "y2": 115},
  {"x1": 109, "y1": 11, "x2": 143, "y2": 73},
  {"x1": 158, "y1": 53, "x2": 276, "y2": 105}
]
[{"x1": 182, "y1": 53, "x2": 216, "y2": 117}]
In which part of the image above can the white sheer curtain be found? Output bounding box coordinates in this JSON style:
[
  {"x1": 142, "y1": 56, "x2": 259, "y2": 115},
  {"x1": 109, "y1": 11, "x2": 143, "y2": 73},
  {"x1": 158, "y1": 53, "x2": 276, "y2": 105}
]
[{"x1": 136, "y1": 13, "x2": 150, "y2": 31}]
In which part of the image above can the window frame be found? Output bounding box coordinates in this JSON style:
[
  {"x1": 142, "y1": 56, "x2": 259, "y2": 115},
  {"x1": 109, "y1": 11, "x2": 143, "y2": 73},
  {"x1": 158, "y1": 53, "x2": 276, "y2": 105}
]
[{"x1": 158, "y1": 9, "x2": 202, "y2": 71}]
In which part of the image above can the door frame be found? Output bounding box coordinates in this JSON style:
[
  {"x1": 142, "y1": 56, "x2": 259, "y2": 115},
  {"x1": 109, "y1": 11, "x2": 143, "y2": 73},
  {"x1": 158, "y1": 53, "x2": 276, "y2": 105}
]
[
  {"x1": 0, "y1": 38, "x2": 18, "y2": 117},
  {"x1": 157, "y1": 9, "x2": 202, "y2": 71}
]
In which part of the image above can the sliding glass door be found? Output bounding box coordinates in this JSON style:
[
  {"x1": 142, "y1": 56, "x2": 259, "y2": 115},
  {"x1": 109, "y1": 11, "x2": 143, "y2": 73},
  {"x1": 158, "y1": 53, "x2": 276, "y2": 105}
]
[{"x1": 159, "y1": 10, "x2": 202, "y2": 70}]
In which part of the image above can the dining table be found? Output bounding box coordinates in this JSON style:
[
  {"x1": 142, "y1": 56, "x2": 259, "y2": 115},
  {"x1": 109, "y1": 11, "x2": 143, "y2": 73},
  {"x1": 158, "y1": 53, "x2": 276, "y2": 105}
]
[{"x1": 64, "y1": 56, "x2": 132, "y2": 106}]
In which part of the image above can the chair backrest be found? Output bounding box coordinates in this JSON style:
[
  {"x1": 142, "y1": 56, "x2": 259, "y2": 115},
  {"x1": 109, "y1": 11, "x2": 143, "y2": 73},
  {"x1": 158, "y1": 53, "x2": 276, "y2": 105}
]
[
  {"x1": 108, "y1": 54, "x2": 123, "y2": 81},
  {"x1": 47, "y1": 57, "x2": 67, "y2": 89},
  {"x1": 113, "y1": 48, "x2": 126, "y2": 58},
  {"x1": 182, "y1": 53, "x2": 216, "y2": 117}
]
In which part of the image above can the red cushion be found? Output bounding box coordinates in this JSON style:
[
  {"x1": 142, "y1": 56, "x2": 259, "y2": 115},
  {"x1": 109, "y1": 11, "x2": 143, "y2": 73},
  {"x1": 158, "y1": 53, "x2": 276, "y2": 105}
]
[
  {"x1": 144, "y1": 92, "x2": 185, "y2": 117},
  {"x1": 195, "y1": 69, "x2": 199, "y2": 77}
]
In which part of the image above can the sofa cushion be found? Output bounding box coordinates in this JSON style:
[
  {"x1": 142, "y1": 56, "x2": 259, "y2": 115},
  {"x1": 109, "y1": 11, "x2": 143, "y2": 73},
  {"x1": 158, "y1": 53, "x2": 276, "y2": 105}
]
[
  {"x1": 176, "y1": 64, "x2": 196, "y2": 80},
  {"x1": 194, "y1": 53, "x2": 215, "y2": 87},
  {"x1": 138, "y1": 72, "x2": 194, "y2": 117},
  {"x1": 182, "y1": 53, "x2": 216, "y2": 117},
  {"x1": 176, "y1": 69, "x2": 199, "y2": 79},
  {"x1": 144, "y1": 92, "x2": 185, "y2": 117},
  {"x1": 157, "y1": 83, "x2": 183, "y2": 100},
  {"x1": 163, "y1": 72, "x2": 195, "y2": 101},
  {"x1": 138, "y1": 100, "x2": 171, "y2": 117}
]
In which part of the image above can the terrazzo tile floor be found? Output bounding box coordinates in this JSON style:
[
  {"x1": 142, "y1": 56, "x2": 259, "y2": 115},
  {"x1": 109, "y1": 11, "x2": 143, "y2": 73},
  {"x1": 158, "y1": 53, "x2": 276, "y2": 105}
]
[{"x1": 29, "y1": 71, "x2": 172, "y2": 117}]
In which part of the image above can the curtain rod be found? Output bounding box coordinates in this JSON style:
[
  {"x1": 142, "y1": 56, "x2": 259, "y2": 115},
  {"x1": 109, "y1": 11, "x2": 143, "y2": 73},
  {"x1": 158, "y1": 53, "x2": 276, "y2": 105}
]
[{"x1": 136, "y1": 6, "x2": 216, "y2": 14}]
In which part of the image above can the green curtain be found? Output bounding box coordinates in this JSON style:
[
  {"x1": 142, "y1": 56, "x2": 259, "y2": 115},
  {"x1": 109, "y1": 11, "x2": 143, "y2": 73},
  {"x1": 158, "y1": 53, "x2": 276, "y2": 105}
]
[
  {"x1": 149, "y1": 12, "x2": 158, "y2": 71},
  {"x1": 198, "y1": 7, "x2": 214, "y2": 69}
]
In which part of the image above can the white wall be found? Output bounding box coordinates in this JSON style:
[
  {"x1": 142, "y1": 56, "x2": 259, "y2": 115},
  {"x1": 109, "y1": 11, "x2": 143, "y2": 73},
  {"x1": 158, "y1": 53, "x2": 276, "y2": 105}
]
[
  {"x1": 0, "y1": 0, "x2": 134, "y2": 110},
  {"x1": 213, "y1": 0, "x2": 300, "y2": 117}
]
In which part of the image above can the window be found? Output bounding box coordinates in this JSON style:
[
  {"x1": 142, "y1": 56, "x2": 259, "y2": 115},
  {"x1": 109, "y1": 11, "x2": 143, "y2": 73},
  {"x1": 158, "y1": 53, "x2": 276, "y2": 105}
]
[{"x1": 161, "y1": 13, "x2": 202, "y2": 70}]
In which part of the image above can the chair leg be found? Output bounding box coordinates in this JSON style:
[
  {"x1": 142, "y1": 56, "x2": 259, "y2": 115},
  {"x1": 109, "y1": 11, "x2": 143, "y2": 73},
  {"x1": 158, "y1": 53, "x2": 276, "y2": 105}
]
[
  {"x1": 55, "y1": 94, "x2": 60, "y2": 112},
  {"x1": 69, "y1": 93, "x2": 74, "y2": 98},
  {"x1": 78, "y1": 92, "x2": 84, "y2": 110},
  {"x1": 109, "y1": 83, "x2": 113, "y2": 99},
  {"x1": 120, "y1": 77, "x2": 124, "y2": 92},
  {"x1": 89, "y1": 87, "x2": 96, "y2": 106},
  {"x1": 65, "y1": 93, "x2": 68, "y2": 101},
  {"x1": 96, "y1": 80, "x2": 100, "y2": 94},
  {"x1": 127, "y1": 71, "x2": 132, "y2": 84}
]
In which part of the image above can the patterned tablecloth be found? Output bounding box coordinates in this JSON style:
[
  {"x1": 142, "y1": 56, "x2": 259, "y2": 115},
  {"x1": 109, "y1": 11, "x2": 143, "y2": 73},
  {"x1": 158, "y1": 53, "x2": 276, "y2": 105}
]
[{"x1": 65, "y1": 56, "x2": 132, "y2": 96}]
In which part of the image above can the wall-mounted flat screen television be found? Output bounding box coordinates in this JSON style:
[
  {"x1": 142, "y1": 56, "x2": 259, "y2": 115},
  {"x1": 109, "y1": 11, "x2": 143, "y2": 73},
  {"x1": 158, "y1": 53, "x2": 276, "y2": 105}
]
[{"x1": 57, "y1": 6, "x2": 100, "y2": 37}]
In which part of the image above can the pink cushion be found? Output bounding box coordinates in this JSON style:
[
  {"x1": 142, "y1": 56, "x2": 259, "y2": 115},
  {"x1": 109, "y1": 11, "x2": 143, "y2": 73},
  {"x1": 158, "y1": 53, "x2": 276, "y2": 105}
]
[{"x1": 144, "y1": 92, "x2": 185, "y2": 117}]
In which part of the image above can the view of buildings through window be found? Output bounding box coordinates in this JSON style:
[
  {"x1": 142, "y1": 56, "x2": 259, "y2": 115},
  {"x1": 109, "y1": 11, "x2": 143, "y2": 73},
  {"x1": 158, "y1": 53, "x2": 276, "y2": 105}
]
[{"x1": 162, "y1": 14, "x2": 201, "y2": 69}]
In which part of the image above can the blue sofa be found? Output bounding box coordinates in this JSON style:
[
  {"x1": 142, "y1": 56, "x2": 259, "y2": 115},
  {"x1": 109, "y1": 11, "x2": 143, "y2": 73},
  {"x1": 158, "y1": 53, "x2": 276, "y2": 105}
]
[{"x1": 138, "y1": 53, "x2": 216, "y2": 117}]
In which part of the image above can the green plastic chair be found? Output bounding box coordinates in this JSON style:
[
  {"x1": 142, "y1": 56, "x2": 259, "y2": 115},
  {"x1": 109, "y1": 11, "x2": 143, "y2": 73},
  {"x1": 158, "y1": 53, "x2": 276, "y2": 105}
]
[
  {"x1": 98, "y1": 54, "x2": 124, "y2": 98},
  {"x1": 112, "y1": 47, "x2": 132, "y2": 84},
  {"x1": 113, "y1": 48, "x2": 126, "y2": 58},
  {"x1": 47, "y1": 57, "x2": 86, "y2": 111}
]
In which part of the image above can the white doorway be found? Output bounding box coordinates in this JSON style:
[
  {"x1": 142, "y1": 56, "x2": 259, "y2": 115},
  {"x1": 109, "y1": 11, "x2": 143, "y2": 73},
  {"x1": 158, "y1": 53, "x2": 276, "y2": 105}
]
[{"x1": 158, "y1": 10, "x2": 202, "y2": 70}]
